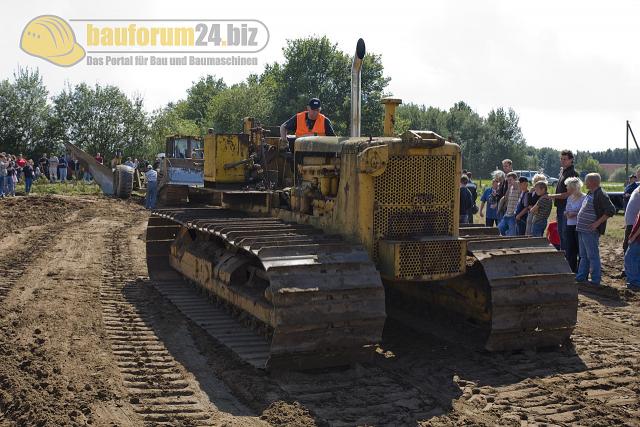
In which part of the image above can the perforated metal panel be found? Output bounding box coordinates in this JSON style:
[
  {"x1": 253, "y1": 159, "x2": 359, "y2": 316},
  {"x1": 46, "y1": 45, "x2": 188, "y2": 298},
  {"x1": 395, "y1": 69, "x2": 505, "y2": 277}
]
[
  {"x1": 398, "y1": 240, "x2": 465, "y2": 279},
  {"x1": 372, "y1": 154, "x2": 459, "y2": 278},
  {"x1": 373, "y1": 155, "x2": 456, "y2": 240}
]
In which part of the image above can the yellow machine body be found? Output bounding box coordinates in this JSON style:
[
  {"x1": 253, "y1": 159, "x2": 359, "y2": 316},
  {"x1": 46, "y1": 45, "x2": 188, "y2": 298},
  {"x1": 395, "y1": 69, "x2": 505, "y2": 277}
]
[
  {"x1": 277, "y1": 130, "x2": 466, "y2": 282},
  {"x1": 204, "y1": 133, "x2": 250, "y2": 185}
]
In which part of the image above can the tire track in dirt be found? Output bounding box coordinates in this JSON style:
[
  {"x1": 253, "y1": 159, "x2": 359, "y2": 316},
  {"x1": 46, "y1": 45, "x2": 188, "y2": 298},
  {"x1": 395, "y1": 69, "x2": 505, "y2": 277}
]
[
  {"x1": 578, "y1": 286, "x2": 640, "y2": 330},
  {"x1": 0, "y1": 201, "x2": 139, "y2": 426},
  {"x1": 100, "y1": 224, "x2": 215, "y2": 426},
  {"x1": 0, "y1": 229, "x2": 48, "y2": 306},
  {"x1": 377, "y1": 318, "x2": 640, "y2": 426}
]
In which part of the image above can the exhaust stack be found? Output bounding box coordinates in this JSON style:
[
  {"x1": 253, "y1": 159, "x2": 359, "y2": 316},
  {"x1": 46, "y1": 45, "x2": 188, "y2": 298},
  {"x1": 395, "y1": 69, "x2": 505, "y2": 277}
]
[{"x1": 351, "y1": 38, "x2": 366, "y2": 137}]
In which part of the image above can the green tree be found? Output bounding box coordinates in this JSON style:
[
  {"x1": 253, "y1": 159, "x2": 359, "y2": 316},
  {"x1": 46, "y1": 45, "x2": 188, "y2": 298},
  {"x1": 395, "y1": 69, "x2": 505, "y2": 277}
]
[
  {"x1": 576, "y1": 154, "x2": 608, "y2": 180},
  {"x1": 483, "y1": 107, "x2": 527, "y2": 172},
  {"x1": 206, "y1": 75, "x2": 276, "y2": 133},
  {"x1": 184, "y1": 75, "x2": 226, "y2": 130},
  {"x1": 0, "y1": 67, "x2": 50, "y2": 156},
  {"x1": 148, "y1": 101, "x2": 200, "y2": 157},
  {"x1": 445, "y1": 102, "x2": 484, "y2": 174},
  {"x1": 51, "y1": 83, "x2": 150, "y2": 160},
  {"x1": 536, "y1": 147, "x2": 561, "y2": 177}
]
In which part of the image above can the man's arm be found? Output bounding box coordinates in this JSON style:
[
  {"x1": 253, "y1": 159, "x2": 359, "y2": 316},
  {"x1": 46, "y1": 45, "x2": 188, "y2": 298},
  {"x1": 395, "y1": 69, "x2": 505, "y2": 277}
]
[
  {"x1": 589, "y1": 191, "x2": 616, "y2": 231},
  {"x1": 547, "y1": 191, "x2": 570, "y2": 200},
  {"x1": 588, "y1": 214, "x2": 611, "y2": 231},
  {"x1": 630, "y1": 216, "x2": 640, "y2": 243},
  {"x1": 280, "y1": 115, "x2": 296, "y2": 141},
  {"x1": 324, "y1": 118, "x2": 336, "y2": 136}
]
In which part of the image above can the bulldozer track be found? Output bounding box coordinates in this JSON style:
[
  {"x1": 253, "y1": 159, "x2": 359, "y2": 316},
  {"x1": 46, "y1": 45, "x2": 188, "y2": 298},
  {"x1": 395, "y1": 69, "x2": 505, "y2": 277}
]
[
  {"x1": 146, "y1": 207, "x2": 385, "y2": 370},
  {"x1": 101, "y1": 224, "x2": 214, "y2": 426},
  {"x1": 152, "y1": 279, "x2": 271, "y2": 368}
]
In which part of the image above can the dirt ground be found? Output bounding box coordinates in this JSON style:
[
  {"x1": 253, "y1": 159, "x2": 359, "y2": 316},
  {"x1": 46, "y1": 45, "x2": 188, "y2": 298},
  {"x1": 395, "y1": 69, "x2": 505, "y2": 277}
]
[{"x1": 0, "y1": 194, "x2": 638, "y2": 426}]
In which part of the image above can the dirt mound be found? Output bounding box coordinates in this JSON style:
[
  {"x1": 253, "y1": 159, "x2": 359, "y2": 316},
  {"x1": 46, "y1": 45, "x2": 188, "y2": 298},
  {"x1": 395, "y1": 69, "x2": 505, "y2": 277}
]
[{"x1": 0, "y1": 195, "x2": 90, "y2": 232}]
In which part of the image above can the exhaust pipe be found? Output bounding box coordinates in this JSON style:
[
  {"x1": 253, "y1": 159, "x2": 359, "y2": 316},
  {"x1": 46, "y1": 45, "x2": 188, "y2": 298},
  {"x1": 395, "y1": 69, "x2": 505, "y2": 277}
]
[{"x1": 351, "y1": 38, "x2": 366, "y2": 137}]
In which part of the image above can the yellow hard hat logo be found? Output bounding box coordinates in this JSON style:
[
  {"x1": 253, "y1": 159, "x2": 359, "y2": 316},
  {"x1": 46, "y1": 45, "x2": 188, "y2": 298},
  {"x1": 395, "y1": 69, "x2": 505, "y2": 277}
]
[{"x1": 20, "y1": 15, "x2": 85, "y2": 67}]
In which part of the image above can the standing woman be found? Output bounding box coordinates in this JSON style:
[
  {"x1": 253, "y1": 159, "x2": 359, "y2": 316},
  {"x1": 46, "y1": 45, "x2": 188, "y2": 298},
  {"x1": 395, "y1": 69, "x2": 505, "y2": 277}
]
[
  {"x1": 564, "y1": 177, "x2": 585, "y2": 272},
  {"x1": 5, "y1": 160, "x2": 16, "y2": 196}
]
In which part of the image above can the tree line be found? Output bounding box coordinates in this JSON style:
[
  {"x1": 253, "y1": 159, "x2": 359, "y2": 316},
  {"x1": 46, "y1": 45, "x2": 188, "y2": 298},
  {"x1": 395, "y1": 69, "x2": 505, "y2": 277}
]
[{"x1": 0, "y1": 35, "x2": 631, "y2": 180}]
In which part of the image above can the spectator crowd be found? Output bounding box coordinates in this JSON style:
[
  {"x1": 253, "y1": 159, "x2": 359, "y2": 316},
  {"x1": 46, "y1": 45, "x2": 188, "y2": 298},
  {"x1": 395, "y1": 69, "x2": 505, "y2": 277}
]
[
  {"x1": 461, "y1": 150, "x2": 639, "y2": 291},
  {"x1": 0, "y1": 151, "x2": 158, "y2": 208}
]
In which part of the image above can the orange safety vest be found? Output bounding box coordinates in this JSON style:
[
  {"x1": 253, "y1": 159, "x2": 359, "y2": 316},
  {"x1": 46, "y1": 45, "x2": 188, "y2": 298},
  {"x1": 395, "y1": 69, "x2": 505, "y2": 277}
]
[{"x1": 295, "y1": 112, "x2": 326, "y2": 137}]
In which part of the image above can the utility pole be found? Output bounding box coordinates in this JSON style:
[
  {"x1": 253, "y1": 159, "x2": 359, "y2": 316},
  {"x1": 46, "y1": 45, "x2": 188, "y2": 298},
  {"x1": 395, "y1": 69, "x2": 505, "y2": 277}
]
[
  {"x1": 627, "y1": 120, "x2": 630, "y2": 180},
  {"x1": 626, "y1": 121, "x2": 640, "y2": 178}
]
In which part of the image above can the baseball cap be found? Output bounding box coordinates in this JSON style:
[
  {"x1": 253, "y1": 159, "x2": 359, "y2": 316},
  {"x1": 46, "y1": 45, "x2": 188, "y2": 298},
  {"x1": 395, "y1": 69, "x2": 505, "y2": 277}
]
[
  {"x1": 629, "y1": 174, "x2": 637, "y2": 179},
  {"x1": 147, "y1": 165, "x2": 153, "y2": 170},
  {"x1": 308, "y1": 98, "x2": 321, "y2": 110},
  {"x1": 20, "y1": 15, "x2": 85, "y2": 67}
]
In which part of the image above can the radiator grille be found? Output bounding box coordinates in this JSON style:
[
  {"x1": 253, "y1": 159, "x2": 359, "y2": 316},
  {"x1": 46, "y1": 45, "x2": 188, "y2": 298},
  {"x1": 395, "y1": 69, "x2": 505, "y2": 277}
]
[
  {"x1": 373, "y1": 155, "x2": 456, "y2": 241},
  {"x1": 398, "y1": 240, "x2": 465, "y2": 279}
]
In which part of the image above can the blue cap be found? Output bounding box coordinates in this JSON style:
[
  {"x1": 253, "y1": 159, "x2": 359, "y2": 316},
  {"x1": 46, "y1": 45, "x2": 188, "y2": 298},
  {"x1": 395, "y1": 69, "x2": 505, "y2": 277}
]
[{"x1": 308, "y1": 98, "x2": 321, "y2": 110}]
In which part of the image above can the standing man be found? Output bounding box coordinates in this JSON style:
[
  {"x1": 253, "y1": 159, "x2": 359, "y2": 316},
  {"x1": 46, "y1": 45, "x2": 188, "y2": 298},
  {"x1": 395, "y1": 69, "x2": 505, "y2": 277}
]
[
  {"x1": 575, "y1": 173, "x2": 616, "y2": 285},
  {"x1": 58, "y1": 155, "x2": 68, "y2": 183},
  {"x1": 48, "y1": 153, "x2": 59, "y2": 183},
  {"x1": 0, "y1": 154, "x2": 7, "y2": 198},
  {"x1": 465, "y1": 172, "x2": 478, "y2": 224},
  {"x1": 497, "y1": 159, "x2": 513, "y2": 200},
  {"x1": 459, "y1": 175, "x2": 474, "y2": 224},
  {"x1": 498, "y1": 172, "x2": 520, "y2": 236},
  {"x1": 23, "y1": 160, "x2": 34, "y2": 195},
  {"x1": 619, "y1": 170, "x2": 640, "y2": 278},
  {"x1": 514, "y1": 177, "x2": 530, "y2": 235},
  {"x1": 145, "y1": 165, "x2": 158, "y2": 209},
  {"x1": 623, "y1": 174, "x2": 638, "y2": 209},
  {"x1": 547, "y1": 150, "x2": 579, "y2": 253},
  {"x1": 39, "y1": 153, "x2": 49, "y2": 180},
  {"x1": 280, "y1": 98, "x2": 336, "y2": 146},
  {"x1": 624, "y1": 208, "x2": 640, "y2": 290}
]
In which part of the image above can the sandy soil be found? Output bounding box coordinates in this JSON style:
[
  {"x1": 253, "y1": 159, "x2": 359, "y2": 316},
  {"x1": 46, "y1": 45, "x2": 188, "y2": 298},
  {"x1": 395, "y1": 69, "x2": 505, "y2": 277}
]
[{"x1": 0, "y1": 195, "x2": 638, "y2": 426}]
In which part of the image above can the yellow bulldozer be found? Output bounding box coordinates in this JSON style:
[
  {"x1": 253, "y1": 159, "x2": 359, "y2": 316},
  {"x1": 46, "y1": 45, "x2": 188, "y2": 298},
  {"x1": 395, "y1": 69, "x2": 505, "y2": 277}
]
[{"x1": 146, "y1": 39, "x2": 577, "y2": 370}]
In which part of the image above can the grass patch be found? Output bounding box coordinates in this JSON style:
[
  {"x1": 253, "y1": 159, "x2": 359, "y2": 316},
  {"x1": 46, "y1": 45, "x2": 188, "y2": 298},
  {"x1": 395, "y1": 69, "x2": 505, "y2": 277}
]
[
  {"x1": 17, "y1": 178, "x2": 102, "y2": 196},
  {"x1": 601, "y1": 182, "x2": 625, "y2": 192}
]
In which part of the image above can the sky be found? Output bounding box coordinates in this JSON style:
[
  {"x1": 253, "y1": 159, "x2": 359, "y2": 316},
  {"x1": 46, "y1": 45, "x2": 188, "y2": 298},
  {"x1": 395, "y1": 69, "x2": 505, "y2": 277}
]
[{"x1": 2, "y1": 0, "x2": 639, "y2": 152}]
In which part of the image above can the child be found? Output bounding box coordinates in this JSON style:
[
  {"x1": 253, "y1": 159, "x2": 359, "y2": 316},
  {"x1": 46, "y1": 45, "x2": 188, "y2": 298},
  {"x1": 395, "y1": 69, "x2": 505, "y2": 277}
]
[
  {"x1": 479, "y1": 179, "x2": 500, "y2": 226},
  {"x1": 529, "y1": 180, "x2": 552, "y2": 237}
]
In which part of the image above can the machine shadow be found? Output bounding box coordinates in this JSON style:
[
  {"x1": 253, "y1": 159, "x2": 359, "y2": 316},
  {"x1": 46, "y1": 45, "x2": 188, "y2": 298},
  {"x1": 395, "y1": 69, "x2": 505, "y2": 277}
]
[
  {"x1": 379, "y1": 317, "x2": 589, "y2": 392},
  {"x1": 120, "y1": 279, "x2": 259, "y2": 418},
  {"x1": 123, "y1": 279, "x2": 458, "y2": 424}
]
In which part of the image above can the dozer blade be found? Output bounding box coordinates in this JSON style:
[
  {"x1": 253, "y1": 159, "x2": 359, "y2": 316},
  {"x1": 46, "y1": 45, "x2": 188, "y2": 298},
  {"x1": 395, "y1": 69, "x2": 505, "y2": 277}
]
[{"x1": 146, "y1": 208, "x2": 386, "y2": 371}]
